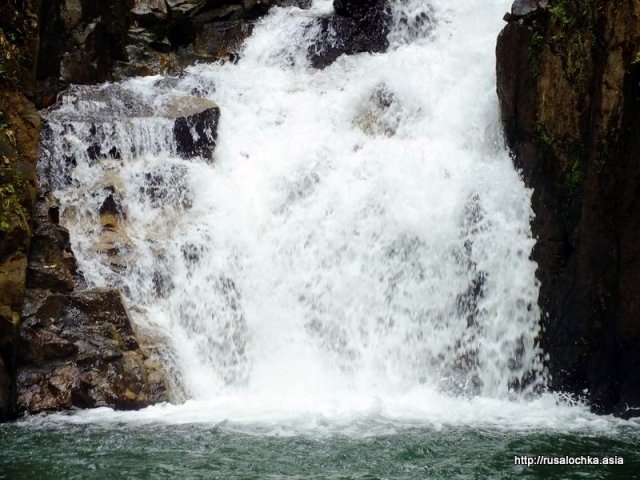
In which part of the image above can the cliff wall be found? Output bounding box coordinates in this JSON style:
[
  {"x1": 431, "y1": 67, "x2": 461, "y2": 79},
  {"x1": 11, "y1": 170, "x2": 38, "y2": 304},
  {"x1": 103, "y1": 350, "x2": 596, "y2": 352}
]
[{"x1": 497, "y1": 0, "x2": 640, "y2": 417}]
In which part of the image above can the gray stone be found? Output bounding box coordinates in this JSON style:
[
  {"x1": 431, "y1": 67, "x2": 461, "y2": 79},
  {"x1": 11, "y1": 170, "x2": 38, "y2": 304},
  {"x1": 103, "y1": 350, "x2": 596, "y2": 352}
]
[
  {"x1": 166, "y1": 0, "x2": 207, "y2": 16},
  {"x1": 510, "y1": 0, "x2": 548, "y2": 17},
  {"x1": 173, "y1": 104, "x2": 220, "y2": 160},
  {"x1": 61, "y1": 0, "x2": 83, "y2": 31},
  {"x1": 132, "y1": 0, "x2": 169, "y2": 24}
]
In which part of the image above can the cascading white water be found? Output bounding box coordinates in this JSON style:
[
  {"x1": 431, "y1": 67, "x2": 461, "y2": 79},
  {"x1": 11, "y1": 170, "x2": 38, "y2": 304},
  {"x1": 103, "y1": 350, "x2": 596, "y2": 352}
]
[{"x1": 38, "y1": 0, "x2": 554, "y2": 425}]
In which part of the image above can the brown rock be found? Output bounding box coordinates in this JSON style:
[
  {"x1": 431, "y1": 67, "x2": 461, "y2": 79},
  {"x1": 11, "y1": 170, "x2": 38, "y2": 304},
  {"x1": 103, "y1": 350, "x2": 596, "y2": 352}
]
[
  {"x1": 16, "y1": 288, "x2": 169, "y2": 415},
  {"x1": 26, "y1": 193, "x2": 79, "y2": 293},
  {"x1": 132, "y1": 0, "x2": 169, "y2": 24}
]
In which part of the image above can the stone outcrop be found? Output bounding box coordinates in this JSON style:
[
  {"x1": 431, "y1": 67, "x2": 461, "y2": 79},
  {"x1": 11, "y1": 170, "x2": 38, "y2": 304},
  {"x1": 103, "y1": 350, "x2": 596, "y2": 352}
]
[
  {"x1": 16, "y1": 287, "x2": 167, "y2": 414},
  {"x1": 0, "y1": 0, "x2": 42, "y2": 420},
  {"x1": 15, "y1": 193, "x2": 168, "y2": 415},
  {"x1": 26, "y1": 0, "x2": 391, "y2": 106},
  {"x1": 496, "y1": 0, "x2": 640, "y2": 418},
  {"x1": 1, "y1": 0, "x2": 175, "y2": 420}
]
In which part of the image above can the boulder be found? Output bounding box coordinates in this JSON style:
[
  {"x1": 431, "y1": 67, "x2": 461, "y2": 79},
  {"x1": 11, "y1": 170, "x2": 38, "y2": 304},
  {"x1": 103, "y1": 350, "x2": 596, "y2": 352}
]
[
  {"x1": 14, "y1": 188, "x2": 170, "y2": 416},
  {"x1": 178, "y1": 20, "x2": 255, "y2": 62},
  {"x1": 333, "y1": 0, "x2": 381, "y2": 19},
  {"x1": 308, "y1": 0, "x2": 390, "y2": 69},
  {"x1": 16, "y1": 288, "x2": 168, "y2": 414},
  {"x1": 512, "y1": 0, "x2": 548, "y2": 16},
  {"x1": 353, "y1": 83, "x2": 400, "y2": 136},
  {"x1": 99, "y1": 190, "x2": 126, "y2": 231},
  {"x1": 173, "y1": 105, "x2": 220, "y2": 160}
]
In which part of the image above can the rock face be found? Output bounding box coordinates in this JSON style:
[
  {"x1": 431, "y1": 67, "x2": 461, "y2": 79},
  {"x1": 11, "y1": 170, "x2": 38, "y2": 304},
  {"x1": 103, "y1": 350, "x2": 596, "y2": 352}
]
[
  {"x1": 0, "y1": 1, "x2": 42, "y2": 420},
  {"x1": 16, "y1": 288, "x2": 167, "y2": 414},
  {"x1": 37, "y1": 0, "x2": 135, "y2": 103},
  {"x1": 132, "y1": 0, "x2": 169, "y2": 24},
  {"x1": 496, "y1": 0, "x2": 640, "y2": 418},
  {"x1": 15, "y1": 193, "x2": 168, "y2": 415},
  {"x1": 35, "y1": 0, "x2": 313, "y2": 102}
]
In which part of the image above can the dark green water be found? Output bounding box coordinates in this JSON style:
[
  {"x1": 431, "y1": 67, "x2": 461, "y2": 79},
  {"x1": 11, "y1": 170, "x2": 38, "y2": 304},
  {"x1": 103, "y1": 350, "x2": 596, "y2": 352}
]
[{"x1": 1, "y1": 421, "x2": 638, "y2": 479}]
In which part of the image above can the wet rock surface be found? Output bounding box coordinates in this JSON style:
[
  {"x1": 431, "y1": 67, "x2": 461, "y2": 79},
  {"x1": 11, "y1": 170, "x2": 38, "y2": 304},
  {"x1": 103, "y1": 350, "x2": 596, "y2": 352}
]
[
  {"x1": 308, "y1": 0, "x2": 391, "y2": 69},
  {"x1": 26, "y1": 193, "x2": 80, "y2": 293},
  {"x1": 497, "y1": 0, "x2": 640, "y2": 417},
  {"x1": 36, "y1": 0, "x2": 313, "y2": 101},
  {"x1": 504, "y1": 0, "x2": 548, "y2": 21},
  {"x1": 16, "y1": 288, "x2": 167, "y2": 414},
  {"x1": 0, "y1": 0, "x2": 42, "y2": 415},
  {"x1": 41, "y1": 86, "x2": 221, "y2": 165},
  {"x1": 15, "y1": 194, "x2": 168, "y2": 415},
  {"x1": 174, "y1": 106, "x2": 220, "y2": 160}
]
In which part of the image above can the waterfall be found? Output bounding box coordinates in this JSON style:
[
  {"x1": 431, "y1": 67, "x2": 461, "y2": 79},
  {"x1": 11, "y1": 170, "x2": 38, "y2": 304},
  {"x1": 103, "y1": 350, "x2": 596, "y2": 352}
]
[{"x1": 38, "y1": 0, "x2": 546, "y2": 418}]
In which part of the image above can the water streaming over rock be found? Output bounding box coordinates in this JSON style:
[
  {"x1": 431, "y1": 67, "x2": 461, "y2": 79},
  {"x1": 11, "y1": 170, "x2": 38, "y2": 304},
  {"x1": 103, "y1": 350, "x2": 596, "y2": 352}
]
[{"x1": 38, "y1": 0, "x2": 547, "y2": 420}]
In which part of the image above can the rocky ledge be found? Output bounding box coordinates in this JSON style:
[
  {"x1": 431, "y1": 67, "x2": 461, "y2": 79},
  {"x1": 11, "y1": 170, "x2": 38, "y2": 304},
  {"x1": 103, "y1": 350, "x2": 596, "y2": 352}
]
[{"x1": 14, "y1": 192, "x2": 168, "y2": 415}]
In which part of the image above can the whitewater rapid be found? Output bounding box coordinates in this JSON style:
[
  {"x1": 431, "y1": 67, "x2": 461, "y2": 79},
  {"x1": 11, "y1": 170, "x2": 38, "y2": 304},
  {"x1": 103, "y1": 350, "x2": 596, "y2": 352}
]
[{"x1": 34, "y1": 0, "x2": 633, "y2": 432}]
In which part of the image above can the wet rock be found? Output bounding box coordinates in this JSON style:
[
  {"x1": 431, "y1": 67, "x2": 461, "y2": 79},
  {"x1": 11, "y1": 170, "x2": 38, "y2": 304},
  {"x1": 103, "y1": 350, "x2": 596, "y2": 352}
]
[
  {"x1": 99, "y1": 190, "x2": 126, "y2": 231},
  {"x1": 276, "y1": 0, "x2": 312, "y2": 8},
  {"x1": 0, "y1": 57, "x2": 42, "y2": 420},
  {"x1": 87, "y1": 144, "x2": 122, "y2": 161},
  {"x1": 16, "y1": 288, "x2": 168, "y2": 415},
  {"x1": 173, "y1": 105, "x2": 220, "y2": 160},
  {"x1": 0, "y1": 357, "x2": 10, "y2": 421},
  {"x1": 505, "y1": 0, "x2": 548, "y2": 21},
  {"x1": 139, "y1": 166, "x2": 193, "y2": 209},
  {"x1": 496, "y1": 0, "x2": 640, "y2": 417},
  {"x1": 61, "y1": 0, "x2": 83, "y2": 31},
  {"x1": 178, "y1": 20, "x2": 255, "y2": 62},
  {"x1": 353, "y1": 84, "x2": 400, "y2": 136},
  {"x1": 308, "y1": 0, "x2": 390, "y2": 69},
  {"x1": 333, "y1": 0, "x2": 381, "y2": 19},
  {"x1": 166, "y1": 0, "x2": 207, "y2": 17},
  {"x1": 132, "y1": 0, "x2": 169, "y2": 25},
  {"x1": 37, "y1": 0, "x2": 133, "y2": 103},
  {"x1": 26, "y1": 193, "x2": 79, "y2": 293}
]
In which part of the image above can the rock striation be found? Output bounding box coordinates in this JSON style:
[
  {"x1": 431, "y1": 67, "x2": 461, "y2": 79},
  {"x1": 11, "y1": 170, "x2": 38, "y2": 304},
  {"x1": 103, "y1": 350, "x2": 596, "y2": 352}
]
[{"x1": 496, "y1": 0, "x2": 640, "y2": 417}]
